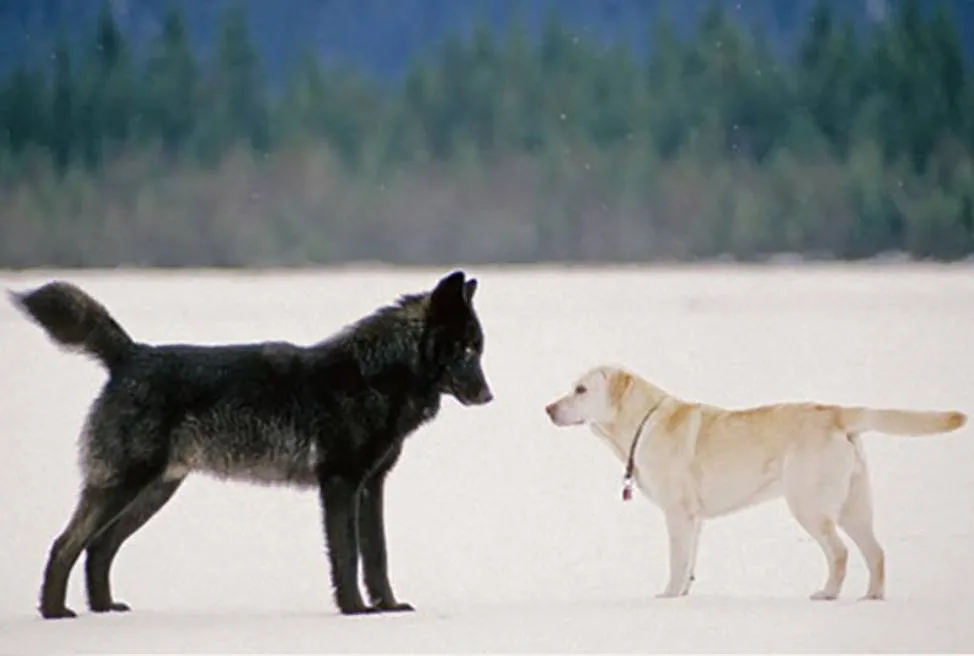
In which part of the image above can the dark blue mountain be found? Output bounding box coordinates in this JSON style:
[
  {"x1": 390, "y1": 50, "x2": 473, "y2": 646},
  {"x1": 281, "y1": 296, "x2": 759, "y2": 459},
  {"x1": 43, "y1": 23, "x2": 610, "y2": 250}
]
[{"x1": 2, "y1": 0, "x2": 971, "y2": 83}]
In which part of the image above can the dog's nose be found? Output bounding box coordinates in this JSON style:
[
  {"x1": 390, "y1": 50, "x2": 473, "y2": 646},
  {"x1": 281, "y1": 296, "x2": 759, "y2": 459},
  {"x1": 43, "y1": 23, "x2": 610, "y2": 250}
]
[{"x1": 545, "y1": 403, "x2": 556, "y2": 418}]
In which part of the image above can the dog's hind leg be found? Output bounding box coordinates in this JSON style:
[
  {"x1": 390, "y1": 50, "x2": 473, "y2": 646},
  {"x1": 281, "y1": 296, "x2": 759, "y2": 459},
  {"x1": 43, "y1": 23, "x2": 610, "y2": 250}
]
[
  {"x1": 838, "y1": 456, "x2": 885, "y2": 601},
  {"x1": 658, "y1": 509, "x2": 698, "y2": 598},
  {"x1": 85, "y1": 477, "x2": 185, "y2": 613},
  {"x1": 40, "y1": 484, "x2": 148, "y2": 619},
  {"x1": 783, "y1": 436, "x2": 855, "y2": 601},
  {"x1": 318, "y1": 474, "x2": 373, "y2": 615},
  {"x1": 359, "y1": 466, "x2": 413, "y2": 613},
  {"x1": 792, "y1": 512, "x2": 848, "y2": 600}
]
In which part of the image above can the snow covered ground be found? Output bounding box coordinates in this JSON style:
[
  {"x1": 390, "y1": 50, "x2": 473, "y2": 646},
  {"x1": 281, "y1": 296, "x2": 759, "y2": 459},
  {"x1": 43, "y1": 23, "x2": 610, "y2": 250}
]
[{"x1": 1, "y1": 264, "x2": 972, "y2": 653}]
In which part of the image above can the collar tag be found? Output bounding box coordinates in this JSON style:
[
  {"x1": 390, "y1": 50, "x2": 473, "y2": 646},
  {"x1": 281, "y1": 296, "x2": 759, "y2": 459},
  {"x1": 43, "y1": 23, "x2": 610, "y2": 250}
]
[
  {"x1": 621, "y1": 476, "x2": 634, "y2": 502},
  {"x1": 621, "y1": 399, "x2": 662, "y2": 503}
]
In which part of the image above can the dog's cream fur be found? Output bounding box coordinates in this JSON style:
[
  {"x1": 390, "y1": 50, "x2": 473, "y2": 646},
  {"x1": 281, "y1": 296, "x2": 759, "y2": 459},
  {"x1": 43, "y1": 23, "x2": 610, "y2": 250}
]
[{"x1": 544, "y1": 365, "x2": 967, "y2": 601}]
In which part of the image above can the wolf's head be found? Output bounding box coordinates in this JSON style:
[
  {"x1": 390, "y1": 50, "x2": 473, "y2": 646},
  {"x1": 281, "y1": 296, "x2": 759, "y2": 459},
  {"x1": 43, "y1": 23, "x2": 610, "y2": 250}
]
[{"x1": 423, "y1": 270, "x2": 494, "y2": 407}]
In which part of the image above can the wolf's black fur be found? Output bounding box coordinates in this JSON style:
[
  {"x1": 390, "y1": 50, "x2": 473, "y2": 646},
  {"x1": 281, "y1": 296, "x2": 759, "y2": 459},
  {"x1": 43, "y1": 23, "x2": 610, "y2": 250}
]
[{"x1": 11, "y1": 270, "x2": 493, "y2": 619}]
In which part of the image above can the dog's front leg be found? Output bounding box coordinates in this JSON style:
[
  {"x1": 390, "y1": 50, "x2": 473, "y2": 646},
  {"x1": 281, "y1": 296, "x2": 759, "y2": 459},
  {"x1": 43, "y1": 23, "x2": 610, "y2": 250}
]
[
  {"x1": 318, "y1": 474, "x2": 373, "y2": 615},
  {"x1": 358, "y1": 471, "x2": 413, "y2": 612},
  {"x1": 658, "y1": 509, "x2": 698, "y2": 598},
  {"x1": 684, "y1": 517, "x2": 702, "y2": 595}
]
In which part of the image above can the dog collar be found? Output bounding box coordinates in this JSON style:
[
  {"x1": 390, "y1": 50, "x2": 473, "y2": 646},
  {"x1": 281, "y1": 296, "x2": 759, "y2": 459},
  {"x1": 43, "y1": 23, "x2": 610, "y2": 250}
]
[{"x1": 622, "y1": 399, "x2": 664, "y2": 501}]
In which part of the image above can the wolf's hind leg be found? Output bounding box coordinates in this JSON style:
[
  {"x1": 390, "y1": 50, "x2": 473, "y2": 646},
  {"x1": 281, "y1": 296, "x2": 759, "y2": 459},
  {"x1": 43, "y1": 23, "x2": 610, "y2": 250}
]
[
  {"x1": 40, "y1": 483, "x2": 149, "y2": 619},
  {"x1": 85, "y1": 477, "x2": 185, "y2": 613},
  {"x1": 318, "y1": 474, "x2": 373, "y2": 615}
]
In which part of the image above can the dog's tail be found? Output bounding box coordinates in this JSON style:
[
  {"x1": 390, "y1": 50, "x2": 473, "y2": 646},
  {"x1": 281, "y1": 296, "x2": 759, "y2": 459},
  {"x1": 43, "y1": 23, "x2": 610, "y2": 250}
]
[
  {"x1": 9, "y1": 281, "x2": 135, "y2": 371},
  {"x1": 838, "y1": 406, "x2": 967, "y2": 436}
]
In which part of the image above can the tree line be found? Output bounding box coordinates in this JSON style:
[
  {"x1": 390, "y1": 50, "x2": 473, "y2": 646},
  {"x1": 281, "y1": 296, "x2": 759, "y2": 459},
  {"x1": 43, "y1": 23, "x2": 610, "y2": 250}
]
[{"x1": 1, "y1": 0, "x2": 972, "y2": 267}]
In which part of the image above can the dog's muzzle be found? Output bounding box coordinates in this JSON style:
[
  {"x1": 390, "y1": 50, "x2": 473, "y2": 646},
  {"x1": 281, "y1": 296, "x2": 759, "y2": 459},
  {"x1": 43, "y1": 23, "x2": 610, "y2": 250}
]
[
  {"x1": 545, "y1": 402, "x2": 561, "y2": 424},
  {"x1": 545, "y1": 401, "x2": 583, "y2": 426}
]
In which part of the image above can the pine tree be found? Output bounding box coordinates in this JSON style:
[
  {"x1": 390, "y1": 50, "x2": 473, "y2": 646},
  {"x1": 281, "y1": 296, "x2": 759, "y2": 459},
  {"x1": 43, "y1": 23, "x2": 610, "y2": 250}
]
[
  {"x1": 49, "y1": 36, "x2": 75, "y2": 171},
  {"x1": 277, "y1": 48, "x2": 328, "y2": 144},
  {"x1": 797, "y1": 0, "x2": 862, "y2": 155},
  {"x1": 682, "y1": 3, "x2": 782, "y2": 160},
  {"x1": 864, "y1": 0, "x2": 957, "y2": 170},
  {"x1": 464, "y1": 18, "x2": 500, "y2": 153},
  {"x1": 194, "y1": 2, "x2": 269, "y2": 161},
  {"x1": 925, "y1": 3, "x2": 965, "y2": 140},
  {"x1": 143, "y1": 6, "x2": 199, "y2": 156},
  {"x1": 397, "y1": 54, "x2": 440, "y2": 159},
  {"x1": 0, "y1": 64, "x2": 46, "y2": 155},
  {"x1": 497, "y1": 13, "x2": 543, "y2": 152},
  {"x1": 75, "y1": 2, "x2": 134, "y2": 167},
  {"x1": 646, "y1": 6, "x2": 687, "y2": 158}
]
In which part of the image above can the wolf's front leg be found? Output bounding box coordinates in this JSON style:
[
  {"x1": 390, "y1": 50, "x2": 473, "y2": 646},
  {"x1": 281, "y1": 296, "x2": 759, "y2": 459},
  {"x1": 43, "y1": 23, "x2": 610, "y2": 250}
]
[
  {"x1": 318, "y1": 474, "x2": 374, "y2": 615},
  {"x1": 358, "y1": 472, "x2": 413, "y2": 612}
]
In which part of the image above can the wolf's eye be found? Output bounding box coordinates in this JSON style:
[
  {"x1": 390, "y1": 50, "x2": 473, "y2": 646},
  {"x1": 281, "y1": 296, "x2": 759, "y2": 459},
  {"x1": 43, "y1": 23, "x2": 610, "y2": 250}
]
[{"x1": 574, "y1": 385, "x2": 587, "y2": 395}]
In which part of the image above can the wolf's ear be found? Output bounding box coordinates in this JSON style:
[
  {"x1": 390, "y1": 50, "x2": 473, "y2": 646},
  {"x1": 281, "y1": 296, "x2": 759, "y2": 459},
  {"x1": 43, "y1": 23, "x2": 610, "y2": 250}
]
[
  {"x1": 462, "y1": 278, "x2": 478, "y2": 305},
  {"x1": 431, "y1": 270, "x2": 465, "y2": 299},
  {"x1": 429, "y1": 270, "x2": 467, "y2": 319}
]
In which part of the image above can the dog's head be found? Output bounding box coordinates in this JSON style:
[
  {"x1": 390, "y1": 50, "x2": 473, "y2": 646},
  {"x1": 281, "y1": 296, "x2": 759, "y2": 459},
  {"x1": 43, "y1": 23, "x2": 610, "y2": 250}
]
[
  {"x1": 545, "y1": 366, "x2": 632, "y2": 427},
  {"x1": 424, "y1": 270, "x2": 494, "y2": 407}
]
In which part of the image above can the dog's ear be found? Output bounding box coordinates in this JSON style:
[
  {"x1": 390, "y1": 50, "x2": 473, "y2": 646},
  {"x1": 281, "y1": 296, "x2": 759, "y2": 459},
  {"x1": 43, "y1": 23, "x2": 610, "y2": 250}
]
[
  {"x1": 462, "y1": 278, "x2": 477, "y2": 305},
  {"x1": 608, "y1": 370, "x2": 633, "y2": 409},
  {"x1": 428, "y1": 270, "x2": 467, "y2": 321}
]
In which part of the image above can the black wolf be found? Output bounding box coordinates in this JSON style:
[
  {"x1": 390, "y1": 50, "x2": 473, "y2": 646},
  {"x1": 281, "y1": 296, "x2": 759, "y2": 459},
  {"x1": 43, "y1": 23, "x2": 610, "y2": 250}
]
[{"x1": 10, "y1": 270, "x2": 493, "y2": 619}]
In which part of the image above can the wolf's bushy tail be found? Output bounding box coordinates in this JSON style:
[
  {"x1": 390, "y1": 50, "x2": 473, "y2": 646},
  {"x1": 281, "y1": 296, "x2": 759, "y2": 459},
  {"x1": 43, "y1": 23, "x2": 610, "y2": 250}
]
[
  {"x1": 838, "y1": 406, "x2": 967, "y2": 436},
  {"x1": 9, "y1": 281, "x2": 135, "y2": 371}
]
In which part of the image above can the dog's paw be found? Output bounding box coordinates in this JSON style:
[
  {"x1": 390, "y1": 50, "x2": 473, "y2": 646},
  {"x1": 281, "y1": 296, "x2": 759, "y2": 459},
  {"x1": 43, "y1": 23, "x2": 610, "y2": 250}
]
[
  {"x1": 809, "y1": 590, "x2": 838, "y2": 601},
  {"x1": 859, "y1": 591, "x2": 884, "y2": 601},
  {"x1": 655, "y1": 590, "x2": 683, "y2": 599},
  {"x1": 40, "y1": 606, "x2": 77, "y2": 620},
  {"x1": 376, "y1": 601, "x2": 415, "y2": 613}
]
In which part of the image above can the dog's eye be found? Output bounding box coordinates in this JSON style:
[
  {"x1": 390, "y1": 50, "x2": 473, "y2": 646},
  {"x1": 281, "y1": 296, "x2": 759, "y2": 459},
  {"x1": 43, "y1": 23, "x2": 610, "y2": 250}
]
[
  {"x1": 575, "y1": 385, "x2": 587, "y2": 395},
  {"x1": 464, "y1": 346, "x2": 477, "y2": 359}
]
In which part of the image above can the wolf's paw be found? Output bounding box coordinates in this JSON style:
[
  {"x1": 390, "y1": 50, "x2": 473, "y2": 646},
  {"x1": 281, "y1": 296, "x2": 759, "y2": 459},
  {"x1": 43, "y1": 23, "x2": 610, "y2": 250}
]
[
  {"x1": 91, "y1": 601, "x2": 131, "y2": 613},
  {"x1": 340, "y1": 604, "x2": 382, "y2": 616},
  {"x1": 40, "y1": 605, "x2": 77, "y2": 620}
]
